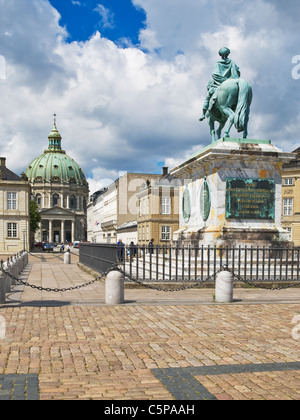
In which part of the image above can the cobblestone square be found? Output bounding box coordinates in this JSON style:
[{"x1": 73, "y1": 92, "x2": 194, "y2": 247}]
[{"x1": 0, "y1": 253, "x2": 300, "y2": 400}]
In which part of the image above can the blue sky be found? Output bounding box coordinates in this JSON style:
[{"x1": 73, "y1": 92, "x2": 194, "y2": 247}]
[
  {"x1": 0, "y1": 0, "x2": 300, "y2": 194},
  {"x1": 49, "y1": 0, "x2": 146, "y2": 45}
]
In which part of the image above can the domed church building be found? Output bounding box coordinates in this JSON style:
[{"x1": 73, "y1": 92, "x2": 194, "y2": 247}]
[{"x1": 25, "y1": 118, "x2": 89, "y2": 244}]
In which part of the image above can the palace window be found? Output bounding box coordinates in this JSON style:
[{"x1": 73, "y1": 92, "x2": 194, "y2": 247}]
[
  {"x1": 7, "y1": 223, "x2": 17, "y2": 238},
  {"x1": 161, "y1": 226, "x2": 171, "y2": 241},
  {"x1": 283, "y1": 198, "x2": 293, "y2": 216},
  {"x1": 7, "y1": 192, "x2": 17, "y2": 210},
  {"x1": 283, "y1": 178, "x2": 294, "y2": 186},
  {"x1": 285, "y1": 227, "x2": 293, "y2": 241},
  {"x1": 161, "y1": 197, "x2": 171, "y2": 215}
]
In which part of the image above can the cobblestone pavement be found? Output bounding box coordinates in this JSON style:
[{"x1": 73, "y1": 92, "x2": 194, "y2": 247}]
[{"x1": 0, "y1": 253, "x2": 300, "y2": 400}]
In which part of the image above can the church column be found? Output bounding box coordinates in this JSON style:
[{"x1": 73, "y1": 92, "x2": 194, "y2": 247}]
[
  {"x1": 61, "y1": 220, "x2": 65, "y2": 243},
  {"x1": 49, "y1": 219, "x2": 53, "y2": 242},
  {"x1": 71, "y1": 220, "x2": 75, "y2": 243}
]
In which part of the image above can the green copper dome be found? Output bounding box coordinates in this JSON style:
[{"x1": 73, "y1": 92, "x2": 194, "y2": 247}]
[{"x1": 25, "y1": 122, "x2": 87, "y2": 186}]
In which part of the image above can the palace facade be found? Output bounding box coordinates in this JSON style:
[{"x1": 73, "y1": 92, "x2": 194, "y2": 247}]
[
  {"x1": 281, "y1": 147, "x2": 300, "y2": 245},
  {"x1": 0, "y1": 157, "x2": 31, "y2": 252}
]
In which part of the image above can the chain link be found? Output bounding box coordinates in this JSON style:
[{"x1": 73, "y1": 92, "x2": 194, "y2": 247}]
[
  {"x1": 228, "y1": 267, "x2": 300, "y2": 291},
  {"x1": 0, "y1": 260, "x2": 110, "y2": 293},
  {"x1": 1, "y1": 254, "x2": 299, "y2": 294},
  {"x1": 115, "y1": 266, "x2": 223, "y2": 292}
]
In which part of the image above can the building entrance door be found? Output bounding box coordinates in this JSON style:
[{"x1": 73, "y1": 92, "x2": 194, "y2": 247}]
[{"x1": 54, "y1": 231, "x2": 60, "y2": 243}]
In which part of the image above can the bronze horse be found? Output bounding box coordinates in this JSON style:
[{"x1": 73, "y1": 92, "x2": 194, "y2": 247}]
[{"x1": 202, "y1": 78, "x2": 253, "y2": 142}]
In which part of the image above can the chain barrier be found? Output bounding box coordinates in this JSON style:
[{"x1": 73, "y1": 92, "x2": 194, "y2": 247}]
[
  {"x1": 0, "y1": 259, "x2": 113, "y2": 293},
  {"x1": 1, "y1": 252, "x2": 299, "y2": 294},
  {"x1": 227, "y1": 267, "x2": 300, "y2": 291},
  {"x1": 115, "y1": 266, "x2": 224, "y2": 292},
  {"x1": 0, "y1": 257, "x2": 222, "y2": 293},
  {"x1": 28, "y1": 250, "x2": 72, "y2": 260}
]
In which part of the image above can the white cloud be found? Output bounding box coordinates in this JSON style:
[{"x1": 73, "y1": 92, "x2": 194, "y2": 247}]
[
  {"x1": 0, "y1": 0, "x2": 299, "y2": 191},
  {"x1": 87, "y1": 166, "x2": 119, "y2": 194},
  {"x1": 94, "y1": 4, "x2": 115, "y2": 29}
]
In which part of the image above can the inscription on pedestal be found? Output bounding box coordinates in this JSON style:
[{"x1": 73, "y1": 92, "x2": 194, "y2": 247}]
[{"x1": 226, "y1": 178, "x2": 275, "y2": 220}]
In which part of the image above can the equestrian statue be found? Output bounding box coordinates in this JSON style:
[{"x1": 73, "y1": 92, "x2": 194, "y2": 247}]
[{"x1": 200, "y1": 47, "x2": 253, "y2": 142}]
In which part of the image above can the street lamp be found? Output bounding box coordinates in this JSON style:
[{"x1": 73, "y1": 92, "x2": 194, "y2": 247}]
[{"x1": 22, "y1": 229, "x2": 26, "y2": 251}]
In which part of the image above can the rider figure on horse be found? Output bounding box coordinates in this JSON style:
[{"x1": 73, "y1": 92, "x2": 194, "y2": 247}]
[{"x1": 200, "y1": 47, "x2": 241, "y2": 121}]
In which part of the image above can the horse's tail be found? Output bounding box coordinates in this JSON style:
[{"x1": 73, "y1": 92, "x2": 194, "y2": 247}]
[{"x1": 234, "y1": 79, "x2": 253, "y2": 132}]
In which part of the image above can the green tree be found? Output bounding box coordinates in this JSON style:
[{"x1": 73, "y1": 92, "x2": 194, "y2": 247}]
[{"x1": 30, "y1": 199, "x2": 41, "y2": 233}]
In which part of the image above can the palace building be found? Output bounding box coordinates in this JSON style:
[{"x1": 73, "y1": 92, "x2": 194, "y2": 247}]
[
  {"x1": 25, "y1": 119, "x2": 89, "y2": 244},
  {"x1": 281, "y1": 147, "x2": 300, "y2": 245},
  {"x1": 0, "y1": 157, "x2": 31, "y2": 253}
]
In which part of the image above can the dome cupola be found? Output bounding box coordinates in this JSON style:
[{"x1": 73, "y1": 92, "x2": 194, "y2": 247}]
[
  {"x1": 46, "y1": 114, "x2": 65, "y2": 153},
  {"x1": 25, "y1": 116, "x2": 87, "y2": 186}
]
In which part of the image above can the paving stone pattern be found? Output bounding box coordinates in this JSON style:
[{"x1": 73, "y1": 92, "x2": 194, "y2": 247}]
[
  {"x1": 152, "y1": 362, "x2": 300, "y2": 400},
  {"x1": 0, "y1": 374, "x2": 39, "y2": 400},
  {"x1": 0, "y1": 254, "x2": 300, "y2": 400}
]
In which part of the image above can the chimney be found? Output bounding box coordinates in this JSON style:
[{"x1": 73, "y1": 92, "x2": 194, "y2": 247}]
[
  {"x1": 0, "y1": 157, "x2": 6, "y2": 167},
  {"x1": 162, "y1": 166, "x2": 168, "y2": 176}
]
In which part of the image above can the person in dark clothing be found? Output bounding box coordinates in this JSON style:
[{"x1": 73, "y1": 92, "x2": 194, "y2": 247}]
[
  {"x1": 148, "y1": 238, "x2": 154, "y2": 254},
  {"x1": 117, "y1": 239, "x2": 125, "y2": 262},
  {"x1": 129, "y1": 241, "x2": 137, "y2": 257}
]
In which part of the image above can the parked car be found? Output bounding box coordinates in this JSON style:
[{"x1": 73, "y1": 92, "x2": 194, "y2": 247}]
[{"x1": 42, "y1": 242, "x2": 54, "y2": 252}]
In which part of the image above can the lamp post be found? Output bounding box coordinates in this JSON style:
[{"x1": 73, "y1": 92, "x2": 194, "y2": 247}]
[{"x1": 22, "y1": 229, "x2": 26, "y2": 251}]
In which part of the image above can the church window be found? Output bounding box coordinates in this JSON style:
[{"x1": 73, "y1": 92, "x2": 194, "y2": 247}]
[
  {"x1": 70, "y1": 195, "x2": 77, "y2": 209},
  {"x1": 53, "y1": 194, "x2": 59, "y2": 206},
  {"x1": 36, "y1": 194, "x2": 42, "y2": 206}
]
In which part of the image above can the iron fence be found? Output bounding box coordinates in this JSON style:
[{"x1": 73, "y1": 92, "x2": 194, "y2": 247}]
[{"x1": 79, "y1": 243, "x2": 300, "y2": 284}]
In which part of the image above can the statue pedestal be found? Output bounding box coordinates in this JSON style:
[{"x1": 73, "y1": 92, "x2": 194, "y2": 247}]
[{"x1": 171, "y1": 138, "x2": 296, "y2": 247}]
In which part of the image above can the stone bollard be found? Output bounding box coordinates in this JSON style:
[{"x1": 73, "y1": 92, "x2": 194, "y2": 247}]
[
  {"x1": 215, "y1": 270, "x2": 234, "y2": 303},
  {"x1": 105, "y1": 271, "x2": 124, "y2": 305},
  {"x1": 16, "y1": 254, "x2": 22, "y2": 275},
  {"x1": 23, "y1": 251, "x2": 28, "y2": 267},
  {"x1": 10, "y1": 258, "x2": 17, "y2": 286},
  {"x1": 0, "y1": 272, "x2": 6, "y2": 304},
  {"x1": 5, "y1": 272, "x2": 11, "y2": 294},
  {"x1": 2, "y1": 262, "x2": 11, "y2": 293},
  {"x1": 19, "y1": 252, "x2": 25, "y2": 271},
  {"x1": 64, "y1": 250, "x2": 71, "y2": 264}
]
